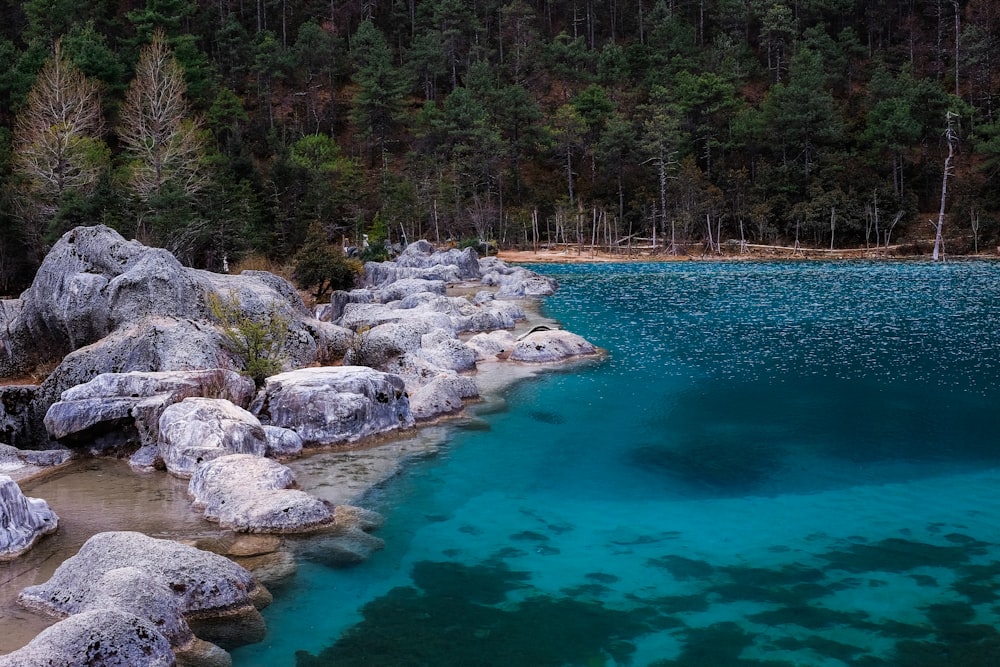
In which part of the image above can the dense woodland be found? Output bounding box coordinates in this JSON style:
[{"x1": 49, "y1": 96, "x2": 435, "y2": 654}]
[{"x1": 1, "y1": 0, "x2": 999, "y2": 292}]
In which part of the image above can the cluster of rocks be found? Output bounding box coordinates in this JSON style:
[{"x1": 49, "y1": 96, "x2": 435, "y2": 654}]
[
  {"x1": 0, "y1": 227, "x2": 599, "y2": 664},
  {"x1": 2, "y1": 531, "x2": 271, "y2": 666}
]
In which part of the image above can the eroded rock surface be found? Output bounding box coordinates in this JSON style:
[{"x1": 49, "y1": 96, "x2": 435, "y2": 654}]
[
  {"x1": 251, "y1": 367, "x2": 414, "y2": 446},
  {"x1": 509, "y1": 329, "x2": 598, "y2": 362},
  {"x1": 189, "y1": 454, "x2": 333, "y2": 533},
  {"x1": 0, "y1": 609, "x2": 176, "y2": 667},
  {"x1": 0, "y1": 475, "x2": 58, "y2": 560},
  {"x1": 158, "y1": 398, "x2": 268, "y2": 478}
]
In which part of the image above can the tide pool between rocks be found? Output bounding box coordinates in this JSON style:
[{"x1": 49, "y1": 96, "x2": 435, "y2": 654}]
[{"x1": 236, "y1": 261, "x2": 1000, "y2": 667}]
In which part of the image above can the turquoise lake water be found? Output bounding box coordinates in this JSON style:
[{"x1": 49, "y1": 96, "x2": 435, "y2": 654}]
[{"x1": 234, "y1": 261, "x2": 1000, "y2": 666}]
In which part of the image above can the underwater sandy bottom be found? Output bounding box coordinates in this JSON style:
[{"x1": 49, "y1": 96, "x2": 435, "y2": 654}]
[{"x1": 237, "y1": 457, "x2": 1000, "y2": 666}]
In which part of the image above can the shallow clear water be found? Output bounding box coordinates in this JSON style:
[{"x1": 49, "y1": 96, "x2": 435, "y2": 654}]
[{"x1": 234, "y1": 261, "x2": 1000, "y2": 667}]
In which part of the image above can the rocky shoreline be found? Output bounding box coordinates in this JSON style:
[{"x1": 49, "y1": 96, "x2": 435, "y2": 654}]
[{"x1": 0, "y1": 227, "x2": 599, "y2": 665}]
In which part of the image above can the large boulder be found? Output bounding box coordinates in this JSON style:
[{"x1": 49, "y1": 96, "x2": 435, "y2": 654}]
[
  {"x1": 158, "y1": 398, "x2": 268, "y2": 478},
  {"x1": 250, "y1": 367, "x2": 414, "y2": 447},
  {"x1": 18, "y1": 531, "x2": 268, "y2": 648},
  {"x1": 407, "y1": 372, "x2": 479, "y2": 421},
  {"x1": 509, "y1": 329, "x2": 598, "y2": 362},
  {"x1": 189, "y1": 454, "x2": 334, "y2": 533},
  {"x1": 0, "y1": 609, "x2": 175, "y2": 667},
  {"x1": 0, "y1": 475, "x2": 58, "y2": 559}
]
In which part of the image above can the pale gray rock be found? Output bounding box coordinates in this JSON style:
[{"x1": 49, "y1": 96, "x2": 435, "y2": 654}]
[
  {"x1": 339, "y1": 301, "x2": 454, "y2": 332},
  {"x1": 189, "y1": 454, "x2": 333, "y2": 533},
  {"x1": 363, "y1": 261, "x2": 465, "y2": 286},
  {"x1": 394, "y1": 243, "x2": 481, "y2": 280},
  {"x1": 0, "y1": 475, "x2": 58, "y2": 559},
  {"x1": 83, "y1": 567, "x2": 193, "y2": 648},
  {"x1": 159, "y1": 398, "x2": 268, "y2": 478},
  {"x1": 509, "y1": 329, "x2": 598, "y2": 362},
  {"x1": 416, "y1": 330, "x2": 477, "y2": 372},
  {"x1": 0, "y1": 444, "x2": 73, "y2": 480},
  {"x1": 2, "y1": 226, "x2": 356, "y2": 445},
  {"x1": 480, "y1": 262, "x2": 558, "y2": 297},
  {"x1": 318, "y1": 289, "x2": 373, "y2": 323},
  {"x1": 408, "y1": 372, "x2": 479, "y2": 421},
  {"x1": 18, "y1": 531, "x2": 267, "y2": 624},
  {"x1": 372, "y1": 278, "x2": 446, "y2": 303},
  {"x1": 45, "y1": 369, "x2": 256, "y2": 453},
  {"x1": 0, "y1": 609, "x2": 175, "y2": 667},
  {"x1": 250, "y1": 366, "x2": 414, "y2": 447},
  {"x1": 342, "y1": 320, "x2": 437, "y2": 367},
  {"x1": 262, "y1": 426, "x2": 303, "y2": 460},
  {"x1": 466, "y1": 330, "x2": 517, "y2": 361}
]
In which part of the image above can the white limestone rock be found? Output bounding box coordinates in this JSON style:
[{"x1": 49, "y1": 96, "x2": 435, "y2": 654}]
[
  {"x1": 189, "y1": 454, "x2": 333, "y2": 533},
  {"x1": 509, "y1": 329, "x2": 598, "y2": 362},
  {"x1": 466, "y1": 330, "x2": 517, "y2": 361},
  {"x1": 17, "y1": 532, "x2": 268, "y2": 640},
  {"x1": 250, "y1": 367, "x2": 414, "y2": 447},
  {"x1": 407, "y1": 372, "x2": 479, "y2": 421},
  {"x1": 158, "y1": 398, "x2": 268, "y2": 478},
  {"x1": 0, "y1": 475, "x2": 58, "y2": 560},
  {"x1": 262, "y1": 425, "x2": 304, "y2": 460}
]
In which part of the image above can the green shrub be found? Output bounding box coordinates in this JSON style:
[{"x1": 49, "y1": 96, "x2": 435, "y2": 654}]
[
  {"x1": 292, "y1": 222, "x2": 362, "y2": 300},
  {"x1": 207, "y1": 291, "x2": 289, "y2": 386}
]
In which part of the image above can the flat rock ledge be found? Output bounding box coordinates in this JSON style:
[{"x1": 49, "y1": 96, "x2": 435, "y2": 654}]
[
  {"x1": 0, "y1": 475, "x2": 58, "y2": 560},
  {"x1": 189, "y1": 454, "x2": 333, "y2": 533},
  {"x1": 15, "y1": 531, "x2": 270, "y2": 663},
  {"x1": 43, "y1": 369, "x2": 255, "y2": 457},
  {"x1": 0, "y1": 443, "x2": 73, "y2": 482}
]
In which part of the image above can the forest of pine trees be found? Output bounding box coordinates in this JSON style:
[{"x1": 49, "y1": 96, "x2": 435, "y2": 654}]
[{"x1": 1, "y1": 0, "x2": 999, "y2": 292}]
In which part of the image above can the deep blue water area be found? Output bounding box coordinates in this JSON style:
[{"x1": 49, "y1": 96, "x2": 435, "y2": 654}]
[{"x1": 234, "y1": 261, "x2": 1000, "y2": 666}]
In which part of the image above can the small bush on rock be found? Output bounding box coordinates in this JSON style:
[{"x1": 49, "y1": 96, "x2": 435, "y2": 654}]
[{"x1": 207, "y1": 292, "x2": 289, "y2": 385}]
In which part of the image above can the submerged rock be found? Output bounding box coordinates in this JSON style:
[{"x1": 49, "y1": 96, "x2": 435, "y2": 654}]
[
  {"x1": 251, "y1": 367, "x2": 414, "y2": 447},
  {"x1": 0, "y1": 475, "x2": 58, "y2": 560}
]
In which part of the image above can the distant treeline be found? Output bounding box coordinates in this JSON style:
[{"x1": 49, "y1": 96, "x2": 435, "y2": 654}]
[{"x1": 1, "y1": 0, "x2": 998, "y2": 291}]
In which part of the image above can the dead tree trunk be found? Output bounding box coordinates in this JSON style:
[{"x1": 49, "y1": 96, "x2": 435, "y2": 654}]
[{"x1": 932, "y1": 111, "x2": 958, "y2": 261}]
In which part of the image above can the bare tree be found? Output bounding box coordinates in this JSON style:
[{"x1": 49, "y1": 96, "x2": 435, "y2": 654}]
[
  {"x1": 932, "y1": 110, "x2": 958, "y2": 261},
  {"x1": 119, "y1": 30, "x2": 207, "y2": 207},
  {"x1": 12, "y1": 42, "x2": 107, "y2": 245}
]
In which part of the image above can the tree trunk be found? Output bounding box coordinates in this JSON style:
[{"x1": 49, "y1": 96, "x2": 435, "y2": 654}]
[{"x1": 932, "y1": 111, "x2": 958, "y2": 261}]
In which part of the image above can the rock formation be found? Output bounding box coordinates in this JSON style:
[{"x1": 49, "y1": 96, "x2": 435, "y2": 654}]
[
  {"x1": 158, "y1": 398, "x2": 268, "y2": 478},
  {"x1": 250, "y1": 366, "x2": 414, "y2": 446},
  {"x1": 0, "y1": 609, "x2": 176, "y2": 667},
  {"x1": 16, "y1": 531, "x2": 270, "y2": 659},
  {"x1": 0, "y1": 225, "x2": 352, "y2": 446},
  {"x1": 189, "y1": 454, "x2": 333, "y2": 533},
  {"x1": 0, "y1": 475, "x2": 58, "y2": 559}
]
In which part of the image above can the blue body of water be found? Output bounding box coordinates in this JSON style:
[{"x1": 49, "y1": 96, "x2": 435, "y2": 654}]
[{"x1": 234, "y1": 261, "x2": 1000, "y2": 666}]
